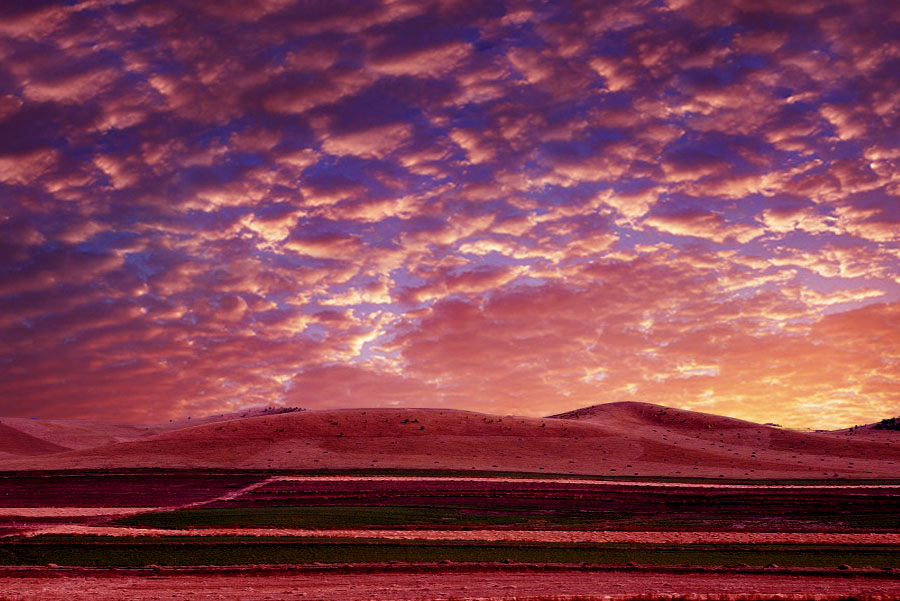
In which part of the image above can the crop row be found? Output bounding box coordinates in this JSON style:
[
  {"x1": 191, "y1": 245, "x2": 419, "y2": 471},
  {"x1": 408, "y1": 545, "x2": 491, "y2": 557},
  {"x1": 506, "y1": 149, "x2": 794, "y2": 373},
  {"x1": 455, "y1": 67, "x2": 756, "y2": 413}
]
[
  {"x1": 116, "y1": 505, "x2": 900, "y2": 532},
  {"x1": 3, "y1": 539, "x2": 899, "y2": 568}
]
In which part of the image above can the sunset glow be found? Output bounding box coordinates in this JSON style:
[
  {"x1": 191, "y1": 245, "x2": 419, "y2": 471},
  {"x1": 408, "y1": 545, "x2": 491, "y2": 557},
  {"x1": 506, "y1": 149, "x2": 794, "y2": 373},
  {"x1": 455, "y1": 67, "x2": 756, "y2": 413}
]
[{"x1": 1, "y1": 0, "x2": 898, "y2": 428}]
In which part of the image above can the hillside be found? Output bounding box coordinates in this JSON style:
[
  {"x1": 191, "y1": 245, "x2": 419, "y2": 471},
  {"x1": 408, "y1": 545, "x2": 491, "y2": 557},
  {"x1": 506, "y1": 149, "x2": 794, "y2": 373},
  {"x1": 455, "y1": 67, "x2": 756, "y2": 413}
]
[
  {"x1": 548, "y1": 401, "x2": 763, "y2": 430},
  {"x1": 0, "y1": 407, "x2": 302, "y2": 456},
  {"x1": 1, "y1": 403, "x2": 899, "y2": 478},
  {"x1": 0, "y1": 423, "x2": 71, "y2": 459}
]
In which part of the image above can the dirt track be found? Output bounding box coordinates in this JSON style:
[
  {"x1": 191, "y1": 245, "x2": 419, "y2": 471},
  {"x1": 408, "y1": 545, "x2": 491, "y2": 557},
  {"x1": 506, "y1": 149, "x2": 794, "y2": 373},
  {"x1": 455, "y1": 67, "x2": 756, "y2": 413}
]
[
  {"x1": 274, "y1": 475, "x2": 900, "y2": 489},
  {"x1": 0, "y1": 508, "x2": 159, "y2": 517},
  {"x1": 2, "y1": 568, "x2": 899, "y2": 600}
]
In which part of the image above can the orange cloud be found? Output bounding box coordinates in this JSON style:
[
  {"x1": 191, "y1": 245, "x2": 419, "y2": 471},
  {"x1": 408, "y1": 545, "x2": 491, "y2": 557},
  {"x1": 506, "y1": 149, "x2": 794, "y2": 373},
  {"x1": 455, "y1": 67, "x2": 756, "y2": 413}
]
[
  {"x1": 1, "y1": 0, "x2": 898, "y2": 431},
  {"x1": 644, "y1": 211, "x2": 763, "y2": 243}
]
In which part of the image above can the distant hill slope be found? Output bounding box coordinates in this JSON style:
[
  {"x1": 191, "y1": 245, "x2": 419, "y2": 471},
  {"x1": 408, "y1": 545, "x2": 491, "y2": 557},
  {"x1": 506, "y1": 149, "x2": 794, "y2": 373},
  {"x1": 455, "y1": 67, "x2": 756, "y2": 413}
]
[
  {"x1": 830, "y1": 416, "x2": 900, "y2": 434},
  {"x1": 0, "y1": 417, "x2": 156, "y2": 453},
  {"x1": 0, "y1": 407, "x2": 303, "y2": 457},
  {"x1": 1, "y1": 403, "x2": 898, "y2": 478},
  {"x1": 146, "y1": 406, "x2": 305, "y2": 433},
  {"x1": 873, "y1": 417, "x2": 900, "y2": 431},
  {"x1": 548, "y1": 401, "x2": 761, "y2": 430},
  {"x1": 0, "y1": 423, "x2": 71, "y2": 457}
]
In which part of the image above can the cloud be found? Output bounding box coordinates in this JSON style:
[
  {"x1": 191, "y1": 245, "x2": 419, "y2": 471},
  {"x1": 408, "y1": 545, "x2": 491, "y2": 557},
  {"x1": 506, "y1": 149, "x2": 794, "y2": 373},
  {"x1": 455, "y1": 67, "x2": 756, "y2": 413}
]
[
  {"x1": 0, "y1": 0, "x2": 897, "y2": 429},
  {"x1": 759, "y1": 205, "x2": 836, "y2": 234},
  {"x1": 0, "y1": 248, "x2": 124, "y2": 297},
  {"x1": 320, "y1": 122, "x2": 413, "y2": 159},
  {"x1": 216, "y1": 294, "x2": 249, "y2": 321},
  {"x1": 403, "y1": 264, "x2": 526, "y2": 304},
  {"x1": 0, "y1": 149, "x2": 57, "y2": 185},
  {"x1": 781, "y1": 285, "x2": 886, "y2": 307},
  {"x1": 22, "y1": 67, "x2": 119, "y2": 104},
  {"x1": 368, "y1": 40, "x2": 470, "y2": 77},
  {"x1": 261, "y1": 71, "x2": 372, "y2": 114},
  {"x1": 283, "y1": 229, "x2": 362, "y2": 260},
  {"x1": 644, "y1": 210, "x2": 763, "y2": 244}
]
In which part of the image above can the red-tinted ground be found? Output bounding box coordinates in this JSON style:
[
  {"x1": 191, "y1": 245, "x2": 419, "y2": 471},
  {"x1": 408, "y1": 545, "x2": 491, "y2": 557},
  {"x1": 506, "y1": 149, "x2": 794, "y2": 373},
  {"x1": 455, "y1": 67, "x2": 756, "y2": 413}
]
[
  {"x1": 1, "y1": 403, "x2": 898, "y2": 600},
  {"x1": 5, "y1": 474, "x2": 900, "y2": 539},
  {"x1": 2, "y1": 567, "x2": 899, "y2": 600},
  {"x1": 199, "y1": 476, "x2": 900, "y2": 532},
  {"x1": 0, "y1": 408, "x2": 302, "y2": 456},
  {"x1": 0, "y1": 424, "x2": 70, "y2": 457},
  {"x1": 2, "y1": 404, "x2": 899, "y2": 478},
  {"x1": 0, "y1": 473, "x2": 264, "y2": 537},
  {"x1": 0, "y1": 474, "x2": 261, "y2": 507}
]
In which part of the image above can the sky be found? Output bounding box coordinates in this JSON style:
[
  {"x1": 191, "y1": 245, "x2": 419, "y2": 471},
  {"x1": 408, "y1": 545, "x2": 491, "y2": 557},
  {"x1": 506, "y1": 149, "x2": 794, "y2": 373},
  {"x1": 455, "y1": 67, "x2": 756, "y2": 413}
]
[{"x1": 0, "y1": 0, "x2": 898, "y2": 429}]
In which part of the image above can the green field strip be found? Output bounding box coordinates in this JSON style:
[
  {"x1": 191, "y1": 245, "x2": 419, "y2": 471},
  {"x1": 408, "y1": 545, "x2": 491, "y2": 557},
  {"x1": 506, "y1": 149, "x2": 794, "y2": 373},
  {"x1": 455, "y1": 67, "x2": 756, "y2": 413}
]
[
  {"x1": 2, "y1": 539, "x2": 899, "y2": 568},
  {"x1": 117, "y1": 506, "x2": 620, "y2": 529},
  {"x1": 114, "y1": 505, "x2": 900, "y2": 532}
]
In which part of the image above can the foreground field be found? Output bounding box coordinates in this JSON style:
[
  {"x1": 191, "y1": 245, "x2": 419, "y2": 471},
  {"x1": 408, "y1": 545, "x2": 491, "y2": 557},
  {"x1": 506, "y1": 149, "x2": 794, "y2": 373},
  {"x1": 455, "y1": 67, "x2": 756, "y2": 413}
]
[
  {"x1": 4, "y1": 472, "x2": 900, "y2": 538},
  {"x1": 1, "y1": 567, "x2": 899, "y2": 601},
  {"x1": 120, "y1": 475, "x2": 900, "y2": 533},
  {"x1": 4, "y1": 536, "x2": 900, "y2": 568},
  {"x1": 18, "y1": 527, "x2": 900, "y2": 546},
  {"x1": 0, "y1": 473, "x2": 259, "y2": 507},
  {"x1": 0, "y1": 469, "x2": 898, "y2": 600}
]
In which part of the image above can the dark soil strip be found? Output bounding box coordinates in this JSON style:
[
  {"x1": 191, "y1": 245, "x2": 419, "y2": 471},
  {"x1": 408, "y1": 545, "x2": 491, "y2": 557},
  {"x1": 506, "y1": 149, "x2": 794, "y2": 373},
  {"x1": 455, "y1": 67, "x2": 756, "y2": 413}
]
[
  {"x1": 2, "y1": 540, "x2": 900, "y2": 568},
  {"x1": 1, "y1": 562, "x2": 899, "y2": 577},
  {"x1": 4, "y1": 468, "x2": 900, "y2": 486},
  {"x1": 0, "y1": 475, "x2": 263, "y2": 507}
]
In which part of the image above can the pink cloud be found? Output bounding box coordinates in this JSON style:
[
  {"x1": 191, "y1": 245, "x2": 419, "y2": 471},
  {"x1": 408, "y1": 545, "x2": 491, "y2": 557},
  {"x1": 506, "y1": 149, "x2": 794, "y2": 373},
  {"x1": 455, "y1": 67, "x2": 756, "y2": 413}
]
[
  {"x1": 0, "y1": 149, "x2": 57, "y2": 186},
  {"x1": 320, "y1": 122, "x2": 413, "y2": 159},
  {"x1": 1, "y1": 0, "x2": 898, "y2": 431},
  {"x1": 644, "y1": 211, "x2": 763, "y2": 243},
  {"x1": 368, "y1": 41, "x2": 471, "y2": 77},
  {"x1": 283, "y1": 230, "x2": 362, "y2": 260}
]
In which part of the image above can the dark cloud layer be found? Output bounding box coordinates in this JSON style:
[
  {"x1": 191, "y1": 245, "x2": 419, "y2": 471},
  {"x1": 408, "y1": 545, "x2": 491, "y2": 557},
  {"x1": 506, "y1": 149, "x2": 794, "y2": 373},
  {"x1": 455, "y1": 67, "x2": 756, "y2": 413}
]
[{"x1": 0, "y1": 0, "x2": 898, "y2": 427}]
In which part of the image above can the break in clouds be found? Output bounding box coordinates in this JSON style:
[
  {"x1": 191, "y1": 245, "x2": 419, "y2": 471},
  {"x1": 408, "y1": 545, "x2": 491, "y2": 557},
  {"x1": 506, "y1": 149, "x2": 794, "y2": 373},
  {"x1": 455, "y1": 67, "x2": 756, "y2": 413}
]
[{"x1": 0, "y1": 0, "x2": 898, "y2": 427}]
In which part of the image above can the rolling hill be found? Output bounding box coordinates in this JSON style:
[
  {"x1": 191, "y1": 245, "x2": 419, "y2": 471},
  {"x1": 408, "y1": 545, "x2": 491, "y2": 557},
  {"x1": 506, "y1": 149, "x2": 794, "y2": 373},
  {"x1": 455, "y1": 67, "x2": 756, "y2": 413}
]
[{"x1": 0, "y1": 403, "x2": 898, "y2": 478}]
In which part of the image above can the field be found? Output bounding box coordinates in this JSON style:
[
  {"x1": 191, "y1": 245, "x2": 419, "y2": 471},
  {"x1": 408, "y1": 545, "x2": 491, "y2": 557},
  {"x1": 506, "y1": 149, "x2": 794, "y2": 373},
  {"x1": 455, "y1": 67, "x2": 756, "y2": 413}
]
[
  {"x1": 0, "y1": 472, "x2": 263, "y2": 538},
  {"x1": 0, "y1": 473, "x2": 261, "y2": 507},
  {"x1": 3, "y1": 567, "x2": 899, "y2": 601},
  {"x1": 1, "y1": 469, "x2": 899, "y2": 600},
  {"x1": 5, "y1": 536, "x2": 900, "y2": 568},
  {"x1": 121, "y1": 476, "x2": 900, "y2": 532}
]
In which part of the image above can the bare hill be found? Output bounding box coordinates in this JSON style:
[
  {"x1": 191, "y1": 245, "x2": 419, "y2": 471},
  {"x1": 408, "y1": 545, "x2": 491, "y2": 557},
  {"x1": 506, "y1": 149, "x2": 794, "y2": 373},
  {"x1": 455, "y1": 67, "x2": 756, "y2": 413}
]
[
  {"x1": 146, "y1": 406, "x2": 305, "y2": 432},
  {"x1": 1, "y1": 404, "x2": 898, "y2": 478},
  {"x1": 0, "y1": 418, "x2": 157, "y2": 452},
  {"x1": 0, "y1": 423, "x2": 71, "y2": 457},
  {"x1": 549, "y1": 401, "x2": 761, "y2": 430},
  {"x1": 0, "y1": 407, "x2": 303, "y2": 456}
]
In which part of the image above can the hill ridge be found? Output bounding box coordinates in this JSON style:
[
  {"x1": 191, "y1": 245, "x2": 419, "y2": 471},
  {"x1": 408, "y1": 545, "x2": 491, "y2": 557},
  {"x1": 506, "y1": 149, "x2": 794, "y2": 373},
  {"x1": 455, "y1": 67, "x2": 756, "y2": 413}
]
[{"x1": 1, "y1": 404, "x2": 898, "y2": 479}]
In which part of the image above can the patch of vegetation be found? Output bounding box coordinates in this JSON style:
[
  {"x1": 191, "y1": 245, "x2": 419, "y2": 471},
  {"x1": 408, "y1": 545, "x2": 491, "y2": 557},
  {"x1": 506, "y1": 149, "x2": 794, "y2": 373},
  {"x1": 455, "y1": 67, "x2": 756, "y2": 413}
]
[
  {"x1": 1, "y1": 539, "x2": 898, "y2": 568},
  {"x1": 114, "y1": 504, "x2": 900, "y2": 533},
  {"x1": 874, "y1": 417, "x2": 900, "y2": 431},
  {"x1": 116, "y1": 506, "x2": 668, "y2": 531},
  {"x1": 117, "y1": 506, "x2": 560, "y2": 529}
]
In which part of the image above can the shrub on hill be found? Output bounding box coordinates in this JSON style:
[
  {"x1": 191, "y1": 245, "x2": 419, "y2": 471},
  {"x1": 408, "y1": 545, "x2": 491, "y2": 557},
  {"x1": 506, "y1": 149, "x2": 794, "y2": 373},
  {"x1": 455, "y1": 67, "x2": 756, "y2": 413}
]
[{"x1": 874, "y1": 417, "x2": 900, "y2": 431}]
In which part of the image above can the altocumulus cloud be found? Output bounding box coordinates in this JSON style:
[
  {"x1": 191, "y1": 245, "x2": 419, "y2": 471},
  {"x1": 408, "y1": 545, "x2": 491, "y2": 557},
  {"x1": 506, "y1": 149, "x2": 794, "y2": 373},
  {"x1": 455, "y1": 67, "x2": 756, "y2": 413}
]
[{"x1": 0, "y1": 0, "x2": 898, "y2": 428}]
